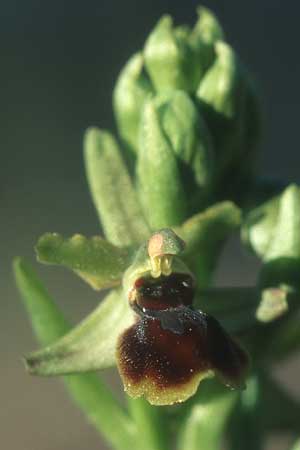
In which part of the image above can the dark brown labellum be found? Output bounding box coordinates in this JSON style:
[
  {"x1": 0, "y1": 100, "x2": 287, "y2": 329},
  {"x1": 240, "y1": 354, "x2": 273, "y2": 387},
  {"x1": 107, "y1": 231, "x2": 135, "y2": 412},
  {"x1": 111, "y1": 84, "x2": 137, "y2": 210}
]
[{"x1": 117, "y1": 272, "x2": 249, "y2": 405}]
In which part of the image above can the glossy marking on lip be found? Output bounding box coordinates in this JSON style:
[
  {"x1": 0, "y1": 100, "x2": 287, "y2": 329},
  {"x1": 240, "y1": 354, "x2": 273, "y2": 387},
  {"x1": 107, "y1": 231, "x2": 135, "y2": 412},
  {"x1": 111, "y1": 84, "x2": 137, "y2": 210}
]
[
  {"x1": 133, "y1": 273, "x2": 195, "y2": 311},
  {"x1": 117, "y1": 273, "x2": 249, "y2": 405}
]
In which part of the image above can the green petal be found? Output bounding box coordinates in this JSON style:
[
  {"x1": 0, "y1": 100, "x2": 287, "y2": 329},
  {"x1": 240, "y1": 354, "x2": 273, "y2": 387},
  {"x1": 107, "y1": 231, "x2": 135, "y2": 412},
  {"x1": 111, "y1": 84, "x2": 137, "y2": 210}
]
[
  {"x1": 13, "y1": 257, "x2": 137, "y2": 450},
  {"x1": 113, "y1": 52, "x2": 153, "y2": 158},
  {"x1": 177, "y1": 201, "x2": 241, "y2": 286},
  {"x1": 36, "y1": 233, "x2": 132, "y2": 290},
  {"x1": 84, "y1": 127, "x2": 150, "y2": 246},
  {"x1": 25, "y1": 288, "x2": 135, "y2": 375}
]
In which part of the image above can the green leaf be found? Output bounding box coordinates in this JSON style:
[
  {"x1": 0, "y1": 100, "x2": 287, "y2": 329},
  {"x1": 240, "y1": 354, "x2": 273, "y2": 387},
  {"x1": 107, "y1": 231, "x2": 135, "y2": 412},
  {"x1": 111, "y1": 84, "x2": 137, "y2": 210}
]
[
  {"x1": 137, "y1": 99, "x2": 187, "y2": 228},
  {"x1": 177, "y1": 379, "x2": 238, "y2": 450},
  {"x1": 177, "y1": 201, "x2": 241, "y2": 286},
  {"x1": 13, "y1": 258, "x2": 137, "y2": 450},
  {"x1": 25, "y1": 288, "x2": 134, "y2": 375},
  {"x1": 36, "y1": 233, "x2": 132, "y2": 290},
  {"x1": 84, "y1": 127, "x2": 150, "y2": 246},
  {"x1": 113, "y1": 52, "x2": 153, "y2": 158}
]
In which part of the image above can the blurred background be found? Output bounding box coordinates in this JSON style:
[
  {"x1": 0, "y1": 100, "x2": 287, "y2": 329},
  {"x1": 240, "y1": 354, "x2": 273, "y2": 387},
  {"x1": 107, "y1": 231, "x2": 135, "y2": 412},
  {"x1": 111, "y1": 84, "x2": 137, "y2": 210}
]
[{"x1": 1, "y1": 0, "x2": 300, "y2": 449}]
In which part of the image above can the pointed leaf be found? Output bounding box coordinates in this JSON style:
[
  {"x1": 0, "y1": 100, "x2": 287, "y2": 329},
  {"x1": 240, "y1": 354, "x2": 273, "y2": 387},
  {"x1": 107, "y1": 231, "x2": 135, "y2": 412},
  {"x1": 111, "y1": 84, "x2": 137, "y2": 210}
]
[
  {"x1": 26, "y1": 288, "x2": 135, "y2": 375},
  {"x1": 13, "y1": 258, "x2": 137, "y2": 450},
  {"x1": 84, "y1": 127, "x2": 150, "y2": 246},
  {"x1": 36, "y1": 233, "x2": 132, "y2": 290},
  {"x1": 177, "y1": 201, "x2": 241, "y2": 286}
]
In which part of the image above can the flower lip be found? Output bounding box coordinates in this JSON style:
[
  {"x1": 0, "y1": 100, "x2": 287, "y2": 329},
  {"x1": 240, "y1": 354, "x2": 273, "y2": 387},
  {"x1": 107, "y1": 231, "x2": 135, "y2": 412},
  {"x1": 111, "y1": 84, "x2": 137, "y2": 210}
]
[
  {"x1": 117, "y1": 305, "x2": 249, "y2": 405},
  {"x1": 117, "y1": 269, "x2": 249, "y2": 405}
]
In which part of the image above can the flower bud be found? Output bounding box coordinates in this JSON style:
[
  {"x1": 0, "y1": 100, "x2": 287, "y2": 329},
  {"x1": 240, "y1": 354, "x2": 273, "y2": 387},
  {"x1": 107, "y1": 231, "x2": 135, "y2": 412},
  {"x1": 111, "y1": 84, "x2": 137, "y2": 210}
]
[
  {"x1": 113, "y1": 52, "x2": 153, "y2": 157},
  {"x1": 144, "y1": 16, "x2": 201, "y2": 93},
  {"x1": 197, "y1": 41, "x2": 261, "y2": 195},
  {"x1": 189, "y1": 6, "x2": 224, "y2": 74},
  {"x1": 242, "y1": 184, "x2": 300, "y2": 288},
  {"x1": 136, "y1": 91, "x2": 214, "y2": 228}
]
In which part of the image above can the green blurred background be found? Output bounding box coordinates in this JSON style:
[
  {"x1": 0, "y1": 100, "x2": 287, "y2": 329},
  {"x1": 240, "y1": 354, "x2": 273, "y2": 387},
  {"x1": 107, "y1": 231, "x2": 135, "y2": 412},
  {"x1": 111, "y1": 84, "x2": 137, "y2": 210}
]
[{"x1": 1, "y1": 1, "x2": 300, "y2": 449}]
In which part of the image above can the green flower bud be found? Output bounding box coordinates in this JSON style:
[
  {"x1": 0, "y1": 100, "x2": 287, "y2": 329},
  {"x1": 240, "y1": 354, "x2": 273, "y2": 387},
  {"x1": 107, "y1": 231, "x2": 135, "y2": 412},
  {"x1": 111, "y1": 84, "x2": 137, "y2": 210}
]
[
  {"x1": 144, "y1": 16, "x2": 201, "y2": 93},
  {"x1": 113, "y1": 52, "x2": 153, "y2": 158},
  {"x1": 242, "y1": 184, "x2": 300, "y2": 288},
  {"x1": 189, "y1": 6, "x2": 224, "y2": 74},
  {"x1": 137, "y1": 98, "x2": 187, "y2": 228},
  {"x1": 136, "y1": 91, "x2": 214, "y2": 228},
  {"x1": 197, "y1": 41, "x2": 261, "y2": 196}
]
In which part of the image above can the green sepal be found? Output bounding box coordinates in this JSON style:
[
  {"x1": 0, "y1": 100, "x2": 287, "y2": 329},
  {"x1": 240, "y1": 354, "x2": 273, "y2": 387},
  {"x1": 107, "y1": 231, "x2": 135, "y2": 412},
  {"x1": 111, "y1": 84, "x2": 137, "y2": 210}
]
[
  {"x1": 13, "y1": 258, "x2": 137, "y2": 450},
  {"x1": 36, "y1": 233, "x2": 133, "y2": 290},
  {"x1": 144, "y1": 16, "x2": 202, "y2": 93},
  {"x1": 84, "y1": 127, "x2": 150, "y2": 246},
  {"x1": 177, "y1": 201, "x2": 241, "y2": 286},
  {"x1": 113, "y1": 52, "x2": 153, "y2": 158},
  {"x1": 136, "y1": 99, "x2": 187, "y2": 228},
  {"x1": 25, "y1": 288, "x2": 134, "y2": 375},
  {"x1": 177, "y1": 379, "x2": 238, "y2": 450},
  {"x1": 242, "y1": 184, "x2": 300, "y2": 288}
]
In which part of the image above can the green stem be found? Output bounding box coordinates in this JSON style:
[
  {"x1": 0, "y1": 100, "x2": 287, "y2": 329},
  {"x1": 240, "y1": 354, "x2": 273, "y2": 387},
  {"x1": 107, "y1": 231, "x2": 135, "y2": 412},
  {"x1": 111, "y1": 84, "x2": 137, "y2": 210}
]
[
  {"x1": 229, "y1": 375, "x2": 264, "y2": 450},
  {"x1": 127, "y1": 397, "x2": 170, "y2": 450},
  {"x1": 177, "y1": 380, "x2": 238, "y2": 450},
  {"x1": 14, "y1": 258, "x2": 137, "y2": 450}
]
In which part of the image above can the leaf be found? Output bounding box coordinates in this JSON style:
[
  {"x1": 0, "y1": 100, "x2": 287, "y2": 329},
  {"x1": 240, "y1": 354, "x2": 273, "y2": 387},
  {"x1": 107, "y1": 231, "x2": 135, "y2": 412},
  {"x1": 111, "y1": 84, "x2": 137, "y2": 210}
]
[
  {"x1": 84, "y1": 127, "x2": 150, "y2": 246},
  {"x1": 177, "y1": 201, "x2": 241, "y2": 286},
  {"x1": 36, "y1": 233, "x2": 132, "y2": 290},
  {"x1": 13, "y1": 258, "x2": 136, "y2": 450},
  {"x1": 25, "y1": 287, "x2": 135, "y2": 376},
  {"x1": 177, "y1": 379, "x2": 238, "y2": 450}
]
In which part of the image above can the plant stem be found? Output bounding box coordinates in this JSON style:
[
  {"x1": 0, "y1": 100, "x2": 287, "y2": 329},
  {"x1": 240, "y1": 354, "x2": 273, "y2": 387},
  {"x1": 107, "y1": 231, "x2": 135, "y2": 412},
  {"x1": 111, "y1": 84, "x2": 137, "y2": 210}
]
[
  {"x1": 127, "y1": 397, "x2": 170, "y2": 450},
  {"x1": 177, "y1": 380, "x2": 238, "y2": 450}
]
